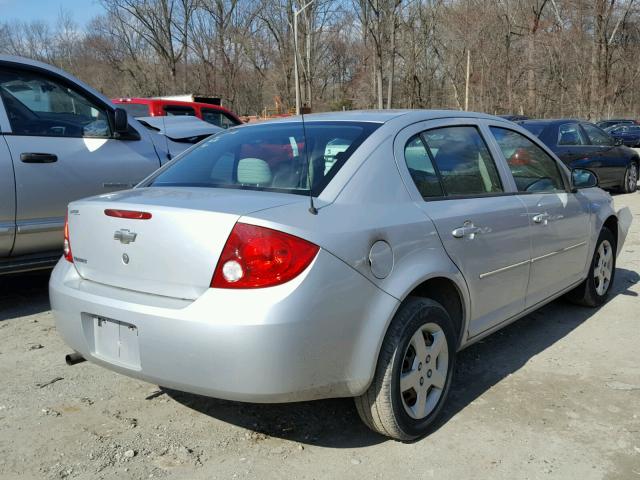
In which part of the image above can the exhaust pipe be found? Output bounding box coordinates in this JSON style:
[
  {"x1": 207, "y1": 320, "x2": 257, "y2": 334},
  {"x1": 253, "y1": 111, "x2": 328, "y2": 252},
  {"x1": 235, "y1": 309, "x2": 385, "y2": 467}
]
[{"x1": 65, "y1": 352, "x2": 86, "y2": 366}]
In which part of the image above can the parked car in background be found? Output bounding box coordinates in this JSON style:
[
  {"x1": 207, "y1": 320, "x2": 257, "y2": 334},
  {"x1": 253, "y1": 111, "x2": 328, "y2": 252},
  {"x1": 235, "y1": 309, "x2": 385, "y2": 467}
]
[
  {"x1": 518, "y1": 119, "x2": 638, "y2": 193},
  {"x1": 51, "y1": 110, "x2": 631, "y2": 441},
  {"x1": 605, "y1": 124, "x2": 640, "y2": 147},
  {"x1": 499, "y1": 114, "x2": 529, "y2": 122},
  {"x1": 113, "y1": 97, "x2": 242, "y2": 129},
  {"x1": 596, "y1": 118, "x2": 638, "y2": 130},
  {"x1": 137, "y1": 115, "x2": 223, "y2": 158},
  {"x1": 0, "y1": 55, "x2": 176, "y2": 274}
]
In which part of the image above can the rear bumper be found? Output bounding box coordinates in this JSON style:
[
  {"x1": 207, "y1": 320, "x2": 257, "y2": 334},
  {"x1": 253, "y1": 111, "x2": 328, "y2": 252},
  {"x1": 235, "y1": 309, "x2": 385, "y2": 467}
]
[{"x1": 50, "y1": 251, "x2": 398, "y2": 403}]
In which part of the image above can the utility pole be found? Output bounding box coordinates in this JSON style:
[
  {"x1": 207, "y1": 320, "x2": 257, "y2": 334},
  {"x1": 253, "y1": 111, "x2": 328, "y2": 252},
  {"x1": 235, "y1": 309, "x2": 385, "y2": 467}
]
[
  {"x1": 464, "y1": 49, "x2": 471, "y2": 111},
  {"x1": 294, "y1": 1, "x2": 315, "y2": 115}
]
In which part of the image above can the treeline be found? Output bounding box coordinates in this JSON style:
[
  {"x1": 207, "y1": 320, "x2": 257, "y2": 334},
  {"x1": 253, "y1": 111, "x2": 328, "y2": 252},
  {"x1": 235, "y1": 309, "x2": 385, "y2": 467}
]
[{"x1": 1, "y1": 0, "x2": 640, "y2": 119}]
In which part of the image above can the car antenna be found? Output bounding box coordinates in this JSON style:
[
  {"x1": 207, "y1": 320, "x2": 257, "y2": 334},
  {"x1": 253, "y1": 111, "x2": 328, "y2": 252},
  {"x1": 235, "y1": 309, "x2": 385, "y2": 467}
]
[{"x1": 300, "y1": 109, "x2": 318, "y2": 215}]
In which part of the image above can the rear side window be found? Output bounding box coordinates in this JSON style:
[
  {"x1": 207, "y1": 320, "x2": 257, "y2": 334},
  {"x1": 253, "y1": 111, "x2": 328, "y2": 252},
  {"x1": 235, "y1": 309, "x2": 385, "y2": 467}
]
[
  {"x1": 558, "y1": 123, "x2": 587, "y2": 146},
  {"x1": 490, "y1": 127, "x2": 565, "y2": 193},
  {"x1": 119, "y1": 103, "x2": 151, "y2": 118},
  {"x1": 164, "y1": 105, "x2": 196, "y2": 116},
  {"x1": 404, "y1": 135, "x2": 443, "y2": 197},
  {"x1": 420, "y1": 126, "x2": 503, "y2": 196},
  {"x1": 149, "y1": 121, "x2": 379, "y2": 196}
]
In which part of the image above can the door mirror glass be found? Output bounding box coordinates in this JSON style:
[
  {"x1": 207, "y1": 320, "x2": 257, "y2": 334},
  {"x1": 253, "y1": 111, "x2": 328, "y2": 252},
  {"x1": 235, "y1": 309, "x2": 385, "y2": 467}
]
[
  {"x1": 114, "y1": 108, "x2": 128, "y2": 134},
  {"x1": 572, "y1": 168, "x2": 598, "y2": 189}
]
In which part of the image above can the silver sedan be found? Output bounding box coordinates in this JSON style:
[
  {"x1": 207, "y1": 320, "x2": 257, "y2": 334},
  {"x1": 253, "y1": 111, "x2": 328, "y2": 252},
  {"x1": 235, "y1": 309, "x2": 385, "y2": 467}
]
[{"x1": 50, "y1": 110, "x2": 632, "y2": 440}]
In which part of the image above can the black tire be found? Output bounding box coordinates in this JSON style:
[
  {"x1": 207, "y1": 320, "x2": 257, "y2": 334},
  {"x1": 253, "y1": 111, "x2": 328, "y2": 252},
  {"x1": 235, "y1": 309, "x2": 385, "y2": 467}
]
[
  {"x1": 354, "y1": 297, "x2": 456, "y2": 441},
  {"x1": 622, "y1": 161, "x2": 638, "y2": 193},
  {"x1": 566, "y1": 227, "x2": 616, "y2": 307}
]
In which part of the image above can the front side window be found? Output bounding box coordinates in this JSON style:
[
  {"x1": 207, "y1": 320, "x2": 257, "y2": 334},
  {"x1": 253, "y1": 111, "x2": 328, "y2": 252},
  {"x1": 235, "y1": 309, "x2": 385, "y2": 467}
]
[
  {"x1": 164, "y1": 105, "x2": 196, "y2": 116},
  {"x1": 558, "y1": 123, "x2": 587, "y2": 146},
  {"x1": 149, "y1": 121, "x2": 379, "y2": 196},
  {"x1": 201, "y1": 109, "x2": 239, "y2": 129},
  {"x1": 421, "y1": 126, "x2": 503, "y2": 196},
  {"x1": 490, "y1": 127, "x2": 565, "y2": 193},
  {"x1": 0, "y1": 68, "x2": 111, "y2": 137},
  {"x1": 581, "y1": 123, "x2": 613, "y2": 146}
]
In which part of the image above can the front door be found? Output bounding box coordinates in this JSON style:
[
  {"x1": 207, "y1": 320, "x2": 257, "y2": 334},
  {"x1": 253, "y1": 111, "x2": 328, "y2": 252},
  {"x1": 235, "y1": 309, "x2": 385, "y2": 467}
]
[
  {"x1": 489, "y1": 126, "x2": 591, "y2": 308},
  {"x1": 0, "y1": 64, "x2": 160, "y2": 256},
  {"x1": 399, "y1": 123, "x2": 532, "y2": 337}
]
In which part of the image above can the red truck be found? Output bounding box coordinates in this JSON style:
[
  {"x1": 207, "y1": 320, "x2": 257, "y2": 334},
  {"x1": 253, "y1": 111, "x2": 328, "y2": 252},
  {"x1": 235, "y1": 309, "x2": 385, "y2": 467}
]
[{"x1": 113, "y1": 97, "x2": 242, "y2": 129}]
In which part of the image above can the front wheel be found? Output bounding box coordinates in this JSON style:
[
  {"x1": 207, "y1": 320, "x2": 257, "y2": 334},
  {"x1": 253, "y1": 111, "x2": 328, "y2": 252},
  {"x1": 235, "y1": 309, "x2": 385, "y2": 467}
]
[
  {"x1": 354, "y1": 297, "x2": 456, "y2": 441},
  {"x1": 622, "y1": 162, "x2": 638, "y2": 193},
  {"x1": 566, "y1": 227, "x2": 616, "y2": 307}
]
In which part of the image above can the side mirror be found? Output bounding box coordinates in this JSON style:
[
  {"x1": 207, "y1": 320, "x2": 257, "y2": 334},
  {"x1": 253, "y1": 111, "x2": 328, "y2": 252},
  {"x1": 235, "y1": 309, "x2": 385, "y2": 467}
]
[
  {"x1": 614, "y1": 137, "x2": 623, "y2": 146},
  {"x1": 113, "y1": 108, "x2": 129, "y2": 134},
  {"x1": 572, "y1": 168, "x2": 598, "y2": 190}
]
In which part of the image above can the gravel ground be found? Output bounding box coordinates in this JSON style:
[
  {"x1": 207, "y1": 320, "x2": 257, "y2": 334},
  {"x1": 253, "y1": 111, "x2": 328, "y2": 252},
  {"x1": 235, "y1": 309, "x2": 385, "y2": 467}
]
[{"x1": 1, "y1": 192, "x2": 639, "y2": 480}]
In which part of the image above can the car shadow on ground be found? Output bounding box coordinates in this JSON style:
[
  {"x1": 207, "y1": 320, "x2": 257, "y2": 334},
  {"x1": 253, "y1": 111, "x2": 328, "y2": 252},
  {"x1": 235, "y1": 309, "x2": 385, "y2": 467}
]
[
  {"x1": 166, "y1": 268, "x2": 639, "y2": 449},
  {"x1": 0, "y1": 270, "x2": 52, "y2": 321}
]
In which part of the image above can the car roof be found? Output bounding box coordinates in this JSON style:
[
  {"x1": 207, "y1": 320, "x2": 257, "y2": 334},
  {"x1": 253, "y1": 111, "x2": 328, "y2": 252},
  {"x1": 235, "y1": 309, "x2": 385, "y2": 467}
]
[
  {"x1": 256, "y1": 109, "x2": 506, "y2": 125},
  {"x1": 519, "y1": 119, "x2": 587, "y2": 126}
]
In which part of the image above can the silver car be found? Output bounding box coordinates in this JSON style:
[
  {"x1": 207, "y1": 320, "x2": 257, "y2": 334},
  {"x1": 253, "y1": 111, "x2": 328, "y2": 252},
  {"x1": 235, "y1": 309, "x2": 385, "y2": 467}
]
[{"x1": 50, "y1": 111, "x2": 632, "y2": 440}]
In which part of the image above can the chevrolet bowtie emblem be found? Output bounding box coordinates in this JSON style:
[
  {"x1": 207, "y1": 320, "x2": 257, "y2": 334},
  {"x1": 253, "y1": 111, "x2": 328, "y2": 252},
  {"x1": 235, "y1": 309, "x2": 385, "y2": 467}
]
[{"x1": 114, "y1": 229, "x2": 137, "y2": 244}]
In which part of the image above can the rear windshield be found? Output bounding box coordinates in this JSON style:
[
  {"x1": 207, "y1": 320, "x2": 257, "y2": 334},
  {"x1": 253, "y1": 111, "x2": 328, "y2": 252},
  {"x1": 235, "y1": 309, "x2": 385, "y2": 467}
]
[
  {"x1": 519, "y1": 122, "x2": 547, "y2": 138},
  {"x1": 148, "y1": 121, "x2": 379, "y2": 195},
  {"x1": 118, "y1": 103, "x2": 151, "y2": 118}
]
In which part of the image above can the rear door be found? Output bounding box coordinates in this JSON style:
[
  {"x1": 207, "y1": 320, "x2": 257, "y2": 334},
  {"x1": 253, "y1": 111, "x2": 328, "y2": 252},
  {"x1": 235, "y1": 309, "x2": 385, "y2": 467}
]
[
  {"x1": 0, "y1": 105, "x2": 15, "y2": 255},
  {"x1": 554, "y1": 122, "x2": 590, "y2": 165},
  {"x1": 0, "y1": 63, "x2": 161, "y2": 256},
  {"x1": 488, "y1": 125, "x2": 591, "y2": 308},
  {"x1": 397, "y1": 119, "x2": 532, "y2": 337}
]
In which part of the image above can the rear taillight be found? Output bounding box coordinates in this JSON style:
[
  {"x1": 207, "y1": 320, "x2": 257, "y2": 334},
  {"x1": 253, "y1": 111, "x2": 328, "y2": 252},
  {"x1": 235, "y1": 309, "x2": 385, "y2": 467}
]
[
  {"x1": 63, "y1": 213, "x2": 73, "y2": 263},
  {"x1": 211, "y1": 223, "x2": 319, "y2": 289}
]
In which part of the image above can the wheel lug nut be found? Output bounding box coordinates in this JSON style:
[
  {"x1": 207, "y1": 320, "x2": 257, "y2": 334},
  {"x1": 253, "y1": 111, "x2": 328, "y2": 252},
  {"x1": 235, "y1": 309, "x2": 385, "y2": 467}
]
[
  {"x1": 426, "y1": 355, "x2": 431, "y2": 363},
  {"x1": 419, "y1": 377, "x2": 424, "y2": 385},
  {"x1": 418, "y1": 362, "x2": 422, "y2": 371},
  {"x1": 427, "y1": 370, "x2": 432, "y2": 378}
]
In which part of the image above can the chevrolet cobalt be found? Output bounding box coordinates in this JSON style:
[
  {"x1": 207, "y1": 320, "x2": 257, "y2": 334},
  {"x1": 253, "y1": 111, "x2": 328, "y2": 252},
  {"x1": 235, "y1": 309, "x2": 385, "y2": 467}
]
[{"x1": 50, "y1": 111, "x2": 631, "y2": 440}]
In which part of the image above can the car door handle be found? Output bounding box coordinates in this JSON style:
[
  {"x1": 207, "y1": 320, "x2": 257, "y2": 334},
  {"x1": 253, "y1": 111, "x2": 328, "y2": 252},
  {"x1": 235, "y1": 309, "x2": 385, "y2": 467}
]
[
  {"x1": 532, "y1": 213, "x2": 550, "y2": 224},
  {"x1": 452, "y1": 222, "x2": 483, "y2": 239},
  {"x1": 20, "y1": 152, "x2": 58, "y2": 163}
]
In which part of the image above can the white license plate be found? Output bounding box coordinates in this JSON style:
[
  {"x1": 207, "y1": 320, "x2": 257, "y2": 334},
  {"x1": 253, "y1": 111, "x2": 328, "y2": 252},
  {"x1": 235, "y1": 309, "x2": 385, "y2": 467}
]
[{"x1": 93, "y1": 316, "x2": 141, "y2": 369}]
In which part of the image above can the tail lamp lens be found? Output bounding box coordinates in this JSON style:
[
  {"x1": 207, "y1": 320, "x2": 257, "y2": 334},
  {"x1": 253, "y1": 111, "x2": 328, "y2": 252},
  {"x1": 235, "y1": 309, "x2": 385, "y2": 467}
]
[
  {"x1": 211, "y1": 223, "x2": 319, "y2": 289},
  {"x1": 63, "y1": 213, "x2": 73, "y2": 263}
]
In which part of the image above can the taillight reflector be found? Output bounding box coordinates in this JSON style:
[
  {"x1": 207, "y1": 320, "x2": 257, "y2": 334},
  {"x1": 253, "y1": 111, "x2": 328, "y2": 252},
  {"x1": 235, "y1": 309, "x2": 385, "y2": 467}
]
[
  {"x1": 63, "y1": 213, "x2": 73, "y2": 263},
  {"x1": 211, "y1": 223, "x2": 319, "y2": 289},
  {"x1": 104, "y1": 209, "x2": 152, "y2": 220}
]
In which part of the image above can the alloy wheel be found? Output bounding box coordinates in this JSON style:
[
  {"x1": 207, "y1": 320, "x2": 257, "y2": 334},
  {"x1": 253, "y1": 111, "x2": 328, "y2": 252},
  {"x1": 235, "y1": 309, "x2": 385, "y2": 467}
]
[
  {"x1": 400, "y1": 323, "x2": 449, "y2": 420},
  {"x1": 594, "y1": 239, "x2": 613, "y2": 296},
  {"x1": 627, "y1": 163, "x2": 638, "y2": 192}
]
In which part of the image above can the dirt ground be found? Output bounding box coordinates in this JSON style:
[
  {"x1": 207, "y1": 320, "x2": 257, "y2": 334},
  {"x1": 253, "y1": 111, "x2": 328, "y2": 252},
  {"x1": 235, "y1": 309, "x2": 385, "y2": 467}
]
[{"x1": 1, "y1": 193, "x2": 639, "y2": 480}]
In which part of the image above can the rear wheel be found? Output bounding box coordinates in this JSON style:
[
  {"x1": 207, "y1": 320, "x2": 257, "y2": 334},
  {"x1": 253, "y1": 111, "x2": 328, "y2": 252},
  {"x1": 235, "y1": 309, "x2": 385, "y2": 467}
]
[
  {"x1": 622, "y1": 162, "x2": 638, "y2": 193},
  {"x1": 566, "y1": 227, "x2": 616, "y2": 307},
  {"x1": 355, "y1": 297, "x2": 456, "y2": 441}
]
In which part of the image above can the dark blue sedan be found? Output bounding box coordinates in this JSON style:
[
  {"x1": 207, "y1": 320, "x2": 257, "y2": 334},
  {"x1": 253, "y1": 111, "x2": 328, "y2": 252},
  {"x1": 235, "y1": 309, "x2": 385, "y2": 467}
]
[
  {"x1": 518, "y1": 119, "x2": 638, "y2": 193},
  {"x1": 606, "y1": 124, "x2": 640, "y2": 147}
]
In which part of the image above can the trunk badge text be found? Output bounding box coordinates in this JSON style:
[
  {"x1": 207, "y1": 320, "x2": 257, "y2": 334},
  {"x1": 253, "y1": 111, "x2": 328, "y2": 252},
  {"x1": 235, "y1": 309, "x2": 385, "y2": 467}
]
[{"x1": 114, "y1": 229, "x2": 137, "y2": 244}]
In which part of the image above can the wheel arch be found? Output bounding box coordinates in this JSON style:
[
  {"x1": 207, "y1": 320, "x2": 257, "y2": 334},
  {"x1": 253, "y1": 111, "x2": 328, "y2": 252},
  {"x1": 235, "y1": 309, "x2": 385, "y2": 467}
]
[
  {"x1": 603, "y1": 215, "x2": 618, "y2": 247},
  {"x1": 403, "y1": 276, "x2": 466, "y2": 349}
]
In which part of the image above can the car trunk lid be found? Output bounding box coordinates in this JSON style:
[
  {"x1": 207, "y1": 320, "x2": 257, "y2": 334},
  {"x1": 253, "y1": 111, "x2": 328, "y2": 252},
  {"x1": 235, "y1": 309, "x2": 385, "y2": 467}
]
[{"x1": 67, "y1": 187, "x2": 303, "y2": 299}]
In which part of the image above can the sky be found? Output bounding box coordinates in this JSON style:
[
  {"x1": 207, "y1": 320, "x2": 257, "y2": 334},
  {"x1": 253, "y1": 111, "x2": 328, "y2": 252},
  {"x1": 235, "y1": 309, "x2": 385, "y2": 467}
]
[{"x1": 1, "y1": 0, "x2": 104, "y2": 26}]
